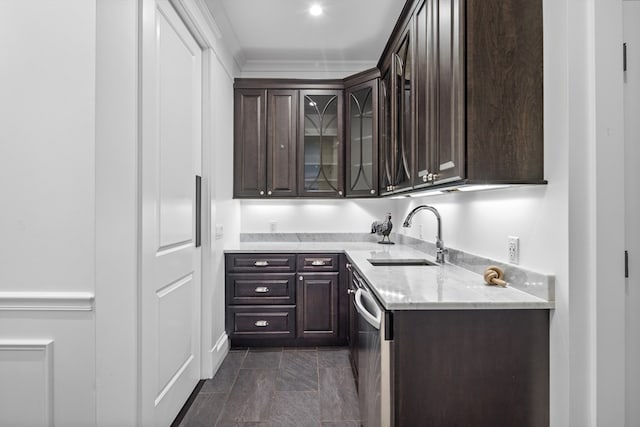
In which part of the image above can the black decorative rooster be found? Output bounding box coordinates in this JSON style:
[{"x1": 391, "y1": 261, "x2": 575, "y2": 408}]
[{"x1": 371, "y1": 212, "x2": 394, "y2": 244}]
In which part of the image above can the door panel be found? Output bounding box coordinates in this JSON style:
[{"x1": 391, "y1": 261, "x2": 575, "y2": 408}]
[
  {"x1": 625, "y1": 3, "x2": 640, "y2": 426},
  {"x1": 158, "y1": 9, "x2": 196, "y2": 248},
  {"x1": 234, "y1": 90, "x2": 266, "y2": 197},
  {"x1": 299, "y1": 90, "x2": 344, "y2": 197},
  {"x1": 141, "y1": 0, "x2": 201, "y2": 425},
  {"x1": 346, "y1": 80, "x2": 379, "y2": 197},
  {"x1": 297, "y1": 273, "x2": 339, "y2": 339},
  {"x1": 415, "y1": 0, "x2": 437, "y2": 187},
  {"x1": 433, "y1": 0, "x2": 464, "y2": 184},
  {"x1": 267, "y1": 90, "x2": 298, "y2": 196}
]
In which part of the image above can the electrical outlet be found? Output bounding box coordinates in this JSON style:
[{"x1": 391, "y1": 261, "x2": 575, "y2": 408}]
[
  {"x1": 508, "y1": 236, "x2": 520, "y2": 264},
  {"x1": 269, "y1": 220, "x2": 277, "y2": 233},
  {"x1": 215, "y1": 224, "x2": 224, "y2": 240},
  {"x1": 418, "y1": 223, "x2": 424, "y2": 240}
]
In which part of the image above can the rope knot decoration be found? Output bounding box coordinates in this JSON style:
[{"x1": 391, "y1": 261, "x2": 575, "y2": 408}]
[{"x1": 484, "y1": 266, "x2": 507, "y2": 287}]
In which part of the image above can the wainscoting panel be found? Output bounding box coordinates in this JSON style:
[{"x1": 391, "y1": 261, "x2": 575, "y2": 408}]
[
  {"x1": 0, "y1": 293, "x2": 96, "y2": 427},
  {"x1": 0, "y1": 341, "x2": 53, "y2": 427}
]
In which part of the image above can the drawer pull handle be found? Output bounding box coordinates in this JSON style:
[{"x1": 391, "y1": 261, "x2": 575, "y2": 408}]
[
  {"x1": 254, "y1": 261, "x2": 269, "y2": 267},
  {"x1": 254, "y1": 320, "x2": 269, "y2": 327},
  {"x1": 254, "y1": 286, "x2": 270, "y2": 293},
  {"x1": 311, "y1": 259, "x2": 326, "y2": 266}
]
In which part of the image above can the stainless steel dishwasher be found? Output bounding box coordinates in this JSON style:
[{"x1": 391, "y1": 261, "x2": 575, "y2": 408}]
[{"x1": 353, "y1": 270, "x2": 392, "y2": 427}]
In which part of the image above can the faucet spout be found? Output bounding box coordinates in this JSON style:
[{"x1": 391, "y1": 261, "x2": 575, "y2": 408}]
[{"x1": 402, "y1": 205, "x2": 447, "y2": 264}]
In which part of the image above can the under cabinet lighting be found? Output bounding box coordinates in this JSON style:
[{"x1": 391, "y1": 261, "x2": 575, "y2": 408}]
[
  {"x1": 309, "y1": 4, "x2": 323, "y2": 16},
  {"x1": 407, "y1": 184, "x2": 515, "y2": 198},
  {"x1": 453, "y1": 184, "x2": 512, "y2": 192}
]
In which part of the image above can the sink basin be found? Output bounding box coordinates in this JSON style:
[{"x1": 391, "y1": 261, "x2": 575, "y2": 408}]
[{"x1": 367, "y1": 258, "x2": 437, "y2": 267}]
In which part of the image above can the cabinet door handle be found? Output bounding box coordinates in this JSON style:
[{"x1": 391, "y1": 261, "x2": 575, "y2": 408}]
[
  {"x1": 254, "y1": 286, "x2": 269, "y2": 293},
  {"x1": 346, "y1": 263, "x2": 352, "y2": 270},
  {"x1": 370, "y1": 189, "x2": 375, "y2": 195},
  {"x1": 254, "y1": 320, "x2": 269, "y2": 327},
  {"x1": 259, "y1": 190, "x2": 265, "y2": 196},
  {"x1": 299, "y1": 276, "x2": 304, "y2": 281},
  {"x1": 347, "y1": 288, "x2": 356, "y2": 295},
  {"x1": 311, "y1": 259, "x2": 326, "y2": 266},
  {"x1": 267, "y1": 190, "x2": 272, "y2": 196},
  {"x1": 254, "y1": 261, "x2": 269, "y2": 267},
  {"x1": 338, "y1": 190, "x2": 343, "y2": 196}
]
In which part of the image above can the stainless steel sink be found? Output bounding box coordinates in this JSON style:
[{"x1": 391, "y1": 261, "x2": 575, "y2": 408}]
[{"x1": 367, "y1": 258, "x2": 437, "y2": 267}]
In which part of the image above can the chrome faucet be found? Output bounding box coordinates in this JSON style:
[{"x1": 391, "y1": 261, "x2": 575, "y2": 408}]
[{"x1": 402, "y1": 205, "x2": 448, "y2": 264}]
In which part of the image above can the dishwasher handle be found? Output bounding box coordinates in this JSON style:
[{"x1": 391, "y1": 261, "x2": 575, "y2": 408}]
[{"x1": 355, "y1": 288, "x2": 382, "y2": 330}]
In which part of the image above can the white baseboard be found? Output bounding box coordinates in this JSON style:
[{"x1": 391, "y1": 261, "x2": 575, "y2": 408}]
[{"x1": 204, "y1": 332, "x2": 228, "y2": 379}]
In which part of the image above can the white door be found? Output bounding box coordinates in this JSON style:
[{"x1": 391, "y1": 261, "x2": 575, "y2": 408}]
[
  {"x1": 624, "y1": 2, "x2": 640, "y2": 426},
  {"x1": 140, "y1": 0, "x2": 202, "y2": 425}
]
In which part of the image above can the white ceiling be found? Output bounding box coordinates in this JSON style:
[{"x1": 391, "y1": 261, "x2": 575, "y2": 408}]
[{"x1": 203, "y1": 0, "x2": 406, "y2": 77}]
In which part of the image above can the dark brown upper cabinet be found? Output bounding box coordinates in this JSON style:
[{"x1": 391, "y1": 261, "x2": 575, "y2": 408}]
[
  {"x1": 233, "y1": 80, "x2": 344, "y2": 199},
  {"x1": 379, "y1": 0, "x2": 544, "y2": 193},
  {"x1": 345, "y1": 69, "x2": 379, "y2": 197},
  {"x1": 233, "y1": 88, "x2": 298, "y2": 197},
  {"x1": 413, "y1": 0, "x2": 543, "y2": 190},
  {"x1": 299, "y1": 90, "x2": 344, "y2": 197}
]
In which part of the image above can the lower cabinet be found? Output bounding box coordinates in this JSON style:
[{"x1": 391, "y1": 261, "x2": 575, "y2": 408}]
[
  {"x1": 296, "y1": 272, "x2": 339, "y2": 339},
  {"x1": 390, "y1": 309, "x2": 550, "y2": 426},
  {"x1": 225, "y1": 253, "x2": 347, "y2": 346}
]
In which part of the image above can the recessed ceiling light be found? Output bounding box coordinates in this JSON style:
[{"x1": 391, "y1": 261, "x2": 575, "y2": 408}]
[{"x1": 309, "y1": 4, "x2": 323, "y2": 16}]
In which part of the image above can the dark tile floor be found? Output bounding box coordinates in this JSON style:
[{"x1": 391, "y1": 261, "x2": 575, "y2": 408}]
[{"x1": 178, "y1": 347, "x2": 360, "y2": 427}]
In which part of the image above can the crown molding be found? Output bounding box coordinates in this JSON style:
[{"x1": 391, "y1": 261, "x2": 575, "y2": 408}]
[{"x1": 239, "y1": 59, "x2": 377, "y2": 79}]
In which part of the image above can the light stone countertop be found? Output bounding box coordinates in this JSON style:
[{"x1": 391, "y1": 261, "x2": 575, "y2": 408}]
[{"x1": 225, "y1": 242, "x2": 554, "y2": 311}]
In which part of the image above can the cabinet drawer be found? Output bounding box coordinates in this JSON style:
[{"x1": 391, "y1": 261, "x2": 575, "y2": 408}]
[
  {"x1": 227, "y1": 273, "x2": 295, "y2": 305},
  {"x1": 228, "y1": 306, "x2": 296, "y2": 338},
  {"x1": 226, "y1": 254, "x2": 296, "y2": 273},
  {"x1": 296, "y1": 254, "x2": 339, "y2": 272}
]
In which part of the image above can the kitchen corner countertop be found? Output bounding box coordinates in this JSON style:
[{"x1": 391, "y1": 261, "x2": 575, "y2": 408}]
[{"x1": 225, "y1": 242, "x2": 555, "y2": 311}]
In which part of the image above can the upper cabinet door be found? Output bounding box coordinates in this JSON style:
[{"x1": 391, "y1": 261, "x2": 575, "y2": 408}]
[
  {"x1": 234, "y1": 89, "x2": 267, "y2": 197},
  {"x1": 433, "y1": 0, "x2": 464, "y2": 184},
  {"x1": 379, "y1": 69, "x2": 394, "y2": 194},
  {"x1": 267, "y1": 90, "x2": 298, "y2": 197},
  {"x1": 299, "y1": 90, "x2": 344, "y2": 197},
  {"x1": 346, "y1": 79, "x2": 378, "y2": 197},
  {"x1": 414, "y1": 0, "x2": 464, "y2": 188},
  {"x1": 392, "y1": 26, "x2": 415, "y2": 192}
]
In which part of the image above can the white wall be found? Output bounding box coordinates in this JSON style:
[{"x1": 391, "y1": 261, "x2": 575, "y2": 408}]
[
  {"x1": 0, "y1": 1, "x2": 97, "y2": 426},
  {"x1": 240, "y1": 199, "x2": 393, "y2": 234},
  {"x1": 205, "y1": 42, "x2": 239, "y2": 377}
]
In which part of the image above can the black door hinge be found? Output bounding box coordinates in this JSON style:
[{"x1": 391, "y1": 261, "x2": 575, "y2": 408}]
[
  {"x1": 624, "y1": 43, "x2": 627, "y2": 72},
  {"x1": 625, "y1": 250, "x2": 629, "y2": 278}
]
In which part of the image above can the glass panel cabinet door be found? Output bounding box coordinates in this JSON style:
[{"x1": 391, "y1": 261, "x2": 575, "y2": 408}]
[
  {"x1": 299, "y1": 90, "x2": 344, "y2": 197},
  {"x1": 379, "y1": 69, "x2": 394, "y2": 194},
  {"x1": 393, "y1": 30, "x2": 414, "y2": 191},
  {"x1": 346, "y1": 80, "x2": 378, "y2": 197}
]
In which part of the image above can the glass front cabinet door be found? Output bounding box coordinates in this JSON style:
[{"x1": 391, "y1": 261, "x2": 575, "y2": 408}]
[
  {"x1": 299, "y1": 90, "x2": 344, "y2": 197},
  {"x1": 345, "y1": 79, "x2": 378, "y2": 197}
]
